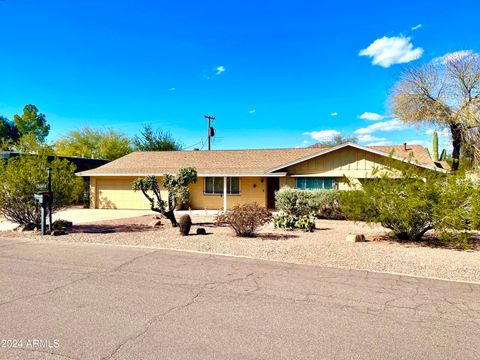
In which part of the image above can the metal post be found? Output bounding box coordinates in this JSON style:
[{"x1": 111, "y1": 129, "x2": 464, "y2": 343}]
[
  {"x1": 223, "y1": 176, "x2": 227, "y2": 212},
  {"x1": 40, "y1": 205, "x2": 46, "y2": 235},
  {"x1": 47, "y1": 168, "x2": 52, "y2": 234}
]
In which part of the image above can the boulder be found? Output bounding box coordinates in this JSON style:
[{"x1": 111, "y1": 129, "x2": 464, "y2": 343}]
[
  {"x1": 18, "y1": 223, "x2": 37, "y2": 232},
  {"x1": 150, "y1": 220, "x2": 162, "y2": 228},
  {"x1": 51, "y1": 229, "x2": 66, "y2": 236},
  {"x1": 196, "y1": 228, "x2": 207, "y2": 235},
  {"x1": 345, "y1": 234, "x2": 366, "y2": 243}
]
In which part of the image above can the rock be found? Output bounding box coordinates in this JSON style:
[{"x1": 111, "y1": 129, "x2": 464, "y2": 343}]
[
  {"x1": 152, "y1": 214, "x2": 162, "y2": 220},
  {"x1": 345, "y1": 234, "x2": 366, "y2": 243},
  {"x1": 18, "y1": 223, "x2": 37, "y2": 232},
  {"x1": 51, "y1": 229, "x2": 66, "y2": 236},
  {"x1": 196, "y1": 228, "x2": 207, "y2": 235},
  {"x1": 52, "y1": 220, "x2": 73, "y2": 230},
  {"x1": 150, "y1": 220, "x2": 162, "y2": 228}
]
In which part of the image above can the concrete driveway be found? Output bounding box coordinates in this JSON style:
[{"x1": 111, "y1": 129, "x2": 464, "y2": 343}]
[{"x1": 0, "y1": 238, "x2": 479, "y2": 360}]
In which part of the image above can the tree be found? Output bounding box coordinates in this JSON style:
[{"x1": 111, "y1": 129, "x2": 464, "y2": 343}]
[
  {"x1": 13, "y1": 104, "x2": 50, "y2": 142},
  {"x1": 0, "y1": 153, "x2": 83, "y2": 225},
  {"x1": 391, "y1": 51, "x2": 480, "y2": 171},
  {"x1": 133, "y1": 125, "x2": 182, "y2": 151},
  {"x1": 132, "y1": 167, "x2": 197, "y2": 226},
  {"x1": 54, "y1": 126, "x2": 132, "y2": 160},
  {"x1": 310, "y1": 134, "x2": 358, "y2": 148},
  {"x1": 0, "y1": 116, "x2": 20, "y2": 149}
]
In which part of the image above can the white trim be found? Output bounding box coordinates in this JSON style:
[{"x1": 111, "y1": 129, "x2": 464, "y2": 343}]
[
  {"x1": 76, "y1": 172, "x2": 288, "y2": 177},
  {"x1": 223, "y1": 176, "x2": 227, "y2": 212},
  {"x1": 265, "y1": 142, "x2": 447, "y2": 173},
  {"x1": 203, "y1": 176, "x2": 241, "y2": 196}
]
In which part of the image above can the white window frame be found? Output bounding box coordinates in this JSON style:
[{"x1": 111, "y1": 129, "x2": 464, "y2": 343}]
[{"x1": 204, "y1": 177, "x2": 241, "y2": 195}]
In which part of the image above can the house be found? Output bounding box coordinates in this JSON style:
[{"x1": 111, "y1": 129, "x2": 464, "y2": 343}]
[{"x1": 77, "y1": 142, "x2": 447, "y2": 211}]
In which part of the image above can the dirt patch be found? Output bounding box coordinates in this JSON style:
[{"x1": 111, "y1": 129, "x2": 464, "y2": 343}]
[{"x1": 2, "y1": 214, "x2": 480, "y2": 283}]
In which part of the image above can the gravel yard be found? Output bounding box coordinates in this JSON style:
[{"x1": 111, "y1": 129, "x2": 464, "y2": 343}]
[{"x1": 2, "y1": 214, "x2": 480, "y2": 283}]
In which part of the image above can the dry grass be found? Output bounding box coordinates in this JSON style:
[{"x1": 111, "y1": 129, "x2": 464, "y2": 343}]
[{"x1": 3, "y1": 214, "x2": 480, "y2": 283}]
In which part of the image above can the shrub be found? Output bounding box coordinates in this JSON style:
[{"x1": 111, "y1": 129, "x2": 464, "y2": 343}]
[
  {"x1": 340, "y1": 174, "x2": 438, "y2": 241},
  {"x1": 273, "y1": 213, "x2": 316, "y2": 232},
  {"x1": 215, "y1": 203, "x2": 272, "y2": 237},
  {"x1": 0, "y1": 154, "x2": 83, "y2": 225},
  {"x1": 178, "y1": 214, "x2": 192, "y2": 236},
  {"x1": 275, "y1": 187, "x2": 343, "y2": 219}
]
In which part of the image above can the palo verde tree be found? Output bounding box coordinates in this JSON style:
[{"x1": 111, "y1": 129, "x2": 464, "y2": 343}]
[
  {"x1": 132, "y1": 167, "x2": 197, "y2": 226},
  {"x1": 54, "y1": 126, "x2": 132, "y2": 160},
  {"x1": 391, "y1": 51, "x2": 480, "y2": 171}
]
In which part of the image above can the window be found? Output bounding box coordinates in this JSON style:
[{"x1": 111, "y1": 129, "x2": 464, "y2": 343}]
[
  {"x1": 295, "y1": 177, "x2": 334, "y2": 190},
  {"x1": 204, "y1": 177, "x2": 240, "y2": 195}
]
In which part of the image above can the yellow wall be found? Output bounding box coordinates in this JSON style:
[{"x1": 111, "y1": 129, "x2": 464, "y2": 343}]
[
  {"x1": 189, "y1": 176, "x2": 266, "y2": 210},
  {"x1": 91, "y1": 176, "x2": 267, "y2": 210},
  {"x1": 91, "y1": 176, "x2": 168, "y2": 210},
  {"x1": 283, "y1": 146, "x2": 392, "y2": 177}
]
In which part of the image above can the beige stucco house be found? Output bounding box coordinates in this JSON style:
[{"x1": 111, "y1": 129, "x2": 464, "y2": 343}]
[{"x1": 77, "y1": 142, "x2": 447, "y2": 211}]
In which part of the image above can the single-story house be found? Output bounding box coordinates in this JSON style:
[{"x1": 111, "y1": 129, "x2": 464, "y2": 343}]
[{"x1": 77, "y1": 142, "x2": 448, "y2": 211}]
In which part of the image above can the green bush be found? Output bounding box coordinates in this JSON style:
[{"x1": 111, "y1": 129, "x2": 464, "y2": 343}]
[
  {"x1": 339, "y1": 166, "x2": 480, "y2": 245},
  {"x1": 0, "y1": 154, "x2": 83, "y2": 225},
  {"x1": 215, "y1": 203, "x2": 272, "y2": 237},
  {"x1": 275, "y1": 187, "x2": 343, "y2": 219},
  {"x1": 273, "y1": 213, "x2": 316, "y2": 232}
]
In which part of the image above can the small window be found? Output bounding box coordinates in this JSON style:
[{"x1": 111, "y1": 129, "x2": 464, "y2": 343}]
[
  {"x1": 295, "y1": 177, "x2": 334, "y2": 190},
  {"x1": 204, "y1": 177, "x2": 240, "y2": 195}
]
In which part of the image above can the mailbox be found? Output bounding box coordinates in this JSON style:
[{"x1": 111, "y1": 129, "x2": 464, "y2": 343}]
[{"x1": 34, "y1": 192, "x2": 52, "y2": 205}]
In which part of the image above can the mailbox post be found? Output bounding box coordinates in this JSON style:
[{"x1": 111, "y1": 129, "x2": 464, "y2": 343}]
[{"x1": 33, "y1": 168, "x2": 53, "y2": 235}]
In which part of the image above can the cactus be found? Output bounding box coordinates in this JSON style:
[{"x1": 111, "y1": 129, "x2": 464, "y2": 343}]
[
  {"x1": 178, "y1": 214, "x2": 192, "y2": 236},
  {"x1": 432, "y1": 130, "x2": 439, "y2": 161},
  {"x1": 439, "y1": 149, "x2": 447, "y2": 161}
]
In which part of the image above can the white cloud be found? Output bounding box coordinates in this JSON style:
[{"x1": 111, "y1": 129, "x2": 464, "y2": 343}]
[
  {"x1": 354, "y1": 119, "x2": 405, "y2": 135},
  {"x1": 366, "y1": 140, "x2": 392, "y2": 146},
  {"x1": 216, "y1": 65, "x2": 225, "y2": 75},
  {"x1": 433, "y1": 50, "x2": 477, "y2": 65},
  {"x1": 304, "y1": 130, "x2": 341, "y2": 142},
  {"x1": 168, "y1": 87, "x2": 176, "y2": 91},
  {"x1": 411, "y1": 24, "x2": 422, "y2": 31},
  {"x1": 359, "y1": 112, "x2": 385, "y2": 121},
  {"x1": 426, "y1": 128, "x2": 449, "y2": 137},
  {"x1": 359, "y1": 35, "x2": 423, "y2": 68},
  {"x1": 249, "y1": 109, "x2": 256, "y2": 114},
  {"x1": 357, "y1": 134, "x2": 386, "y2": 143},
  {"x1": 295, "y1": 140, "x2": 310, "y2": 148},
  {"x1": 330, "y1": 112, "x2": 338, "y2": 116}
]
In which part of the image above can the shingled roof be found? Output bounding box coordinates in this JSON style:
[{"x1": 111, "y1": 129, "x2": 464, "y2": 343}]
[{"x1": 77, "y1": 143, "x2": 443, "y2": 177}]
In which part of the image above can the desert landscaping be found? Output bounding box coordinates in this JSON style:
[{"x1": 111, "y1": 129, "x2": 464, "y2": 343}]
[{"x1": 2, "y1": 212, "x2": 479, "y2": 283}]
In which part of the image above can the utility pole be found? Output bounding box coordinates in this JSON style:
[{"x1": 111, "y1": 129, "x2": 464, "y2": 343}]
[{"x1": 204, "y1": 115, "x2": 216, "y2": 150}]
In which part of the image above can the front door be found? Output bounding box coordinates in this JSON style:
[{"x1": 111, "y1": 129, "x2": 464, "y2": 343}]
[{"x1": 267, "y1": 177, "x2": 280, "y2": 209}]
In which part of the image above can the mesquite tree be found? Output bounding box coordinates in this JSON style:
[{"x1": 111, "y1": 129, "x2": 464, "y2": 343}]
[
  {"x1": 132, "y1": 167, "x2": 197, "y2": 226},
  {"x1": 391, "y1": 51, "x2": 480, "y2": 171}
]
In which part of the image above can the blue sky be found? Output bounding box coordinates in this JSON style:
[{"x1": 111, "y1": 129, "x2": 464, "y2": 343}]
[{"x1": 0, "y1": 0, "x2": 478, "y2": 151}]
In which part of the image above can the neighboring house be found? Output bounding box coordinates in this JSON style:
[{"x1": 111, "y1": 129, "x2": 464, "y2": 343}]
[{"x1": 77, "y1": 142, "x2": 447, "y2": 211}]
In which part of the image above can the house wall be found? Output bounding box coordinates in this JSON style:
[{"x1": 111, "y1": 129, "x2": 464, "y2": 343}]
[
  {"x1": 90, "y1": 176, "x2": 168, "y2": 210},
  {"x1": 189, "y1": 176, "x2": 267, "y2": 210},
  {"x1": 91, "y1": 176, "x2": 267, "y2": 210},
  {"x1": 280, "y1": 147, "x2": 405, "y2": 191}
]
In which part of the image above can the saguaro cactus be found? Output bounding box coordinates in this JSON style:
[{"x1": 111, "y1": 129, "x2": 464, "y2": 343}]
[{"x1": 432, "y1": 130, "x2": 439, "y2": 161}]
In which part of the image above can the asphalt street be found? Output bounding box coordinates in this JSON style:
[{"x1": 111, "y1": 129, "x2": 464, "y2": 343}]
[{"x1": 0, "y1": 237, "x2": 479, "y2": 360}]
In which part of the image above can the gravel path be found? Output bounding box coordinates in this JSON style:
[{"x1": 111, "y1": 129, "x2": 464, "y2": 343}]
[{"x1": 3, "y1": 215, "x2": 480, "y2": 283}]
